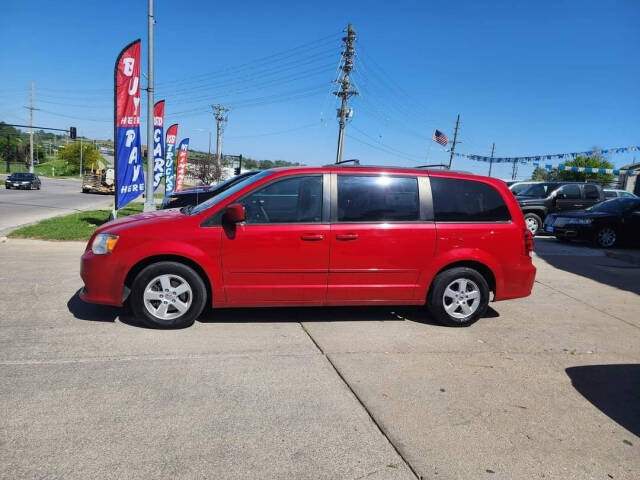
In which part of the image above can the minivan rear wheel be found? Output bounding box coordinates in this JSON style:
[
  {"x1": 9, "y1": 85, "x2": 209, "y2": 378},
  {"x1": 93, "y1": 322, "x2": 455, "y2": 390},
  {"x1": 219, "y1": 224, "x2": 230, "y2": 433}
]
[
  {"x1": 130, "y1": 261, "x2": 207, "y2": 328},
  {"x1": 427, "y1": 267, "x2": 489, "y2": 327}
]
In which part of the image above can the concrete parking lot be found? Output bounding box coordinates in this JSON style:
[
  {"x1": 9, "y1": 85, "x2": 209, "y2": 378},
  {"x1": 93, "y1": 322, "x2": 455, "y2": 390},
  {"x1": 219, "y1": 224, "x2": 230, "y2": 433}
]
[{"x1": 1, "y1": 237, "x2": 639, "y2": 479}]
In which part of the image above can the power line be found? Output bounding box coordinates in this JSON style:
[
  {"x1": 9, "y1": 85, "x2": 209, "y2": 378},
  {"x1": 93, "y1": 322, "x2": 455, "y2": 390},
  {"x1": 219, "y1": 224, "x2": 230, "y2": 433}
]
[{"x1": 226, "y1": 122, "x2": 321, "y2": 139}]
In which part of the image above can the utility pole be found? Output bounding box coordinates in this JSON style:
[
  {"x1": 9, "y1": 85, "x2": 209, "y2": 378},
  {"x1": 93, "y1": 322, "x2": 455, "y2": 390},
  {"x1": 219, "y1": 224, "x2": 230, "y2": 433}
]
[
  {"x1": 512, "y1": 159, "x2": 518, "y2": 180},
  {"x1": 26, "y1": 82, "x2": 36, "y2": 174},
  {"x1": 447, "y1": 114, "x2": 460, "y2": 169},
  {"x1": 334, "y1": 23, "x2": 358, "y2": 164},
  {"x1": 211, "y1": 104, "x2": 229, "y2": 169},
  {"x1": 488, "y1": 142, "x2": 495, "y2": 177},
  {"x1": 143, "y1": 0, "x2": 156, "y2": 212},
  {"x1": 79, "y1": 137, "x2": 83, "y2": 178}
]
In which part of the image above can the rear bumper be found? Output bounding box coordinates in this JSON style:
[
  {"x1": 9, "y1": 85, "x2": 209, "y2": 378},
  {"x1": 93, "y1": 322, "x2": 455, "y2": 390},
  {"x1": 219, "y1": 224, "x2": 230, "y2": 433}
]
[
  {"x1": 79, "y1": 250, "x2": 127, "y2": 306},
  {"x1": 495, "y1": 259, "x2": 536, "y2": 301}
]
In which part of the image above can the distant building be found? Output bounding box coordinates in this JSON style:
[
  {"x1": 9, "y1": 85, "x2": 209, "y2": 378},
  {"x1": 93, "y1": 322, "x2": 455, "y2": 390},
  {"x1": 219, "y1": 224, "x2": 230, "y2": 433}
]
[{"x1": 619, "y1": 162, "x2": 640, "y2": 196}]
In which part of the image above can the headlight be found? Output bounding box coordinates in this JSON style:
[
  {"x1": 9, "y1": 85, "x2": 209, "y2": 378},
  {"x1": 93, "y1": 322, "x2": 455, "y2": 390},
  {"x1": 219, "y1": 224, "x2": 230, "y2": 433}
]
[
  {"x1": 571, "y1": 218, "x2": 592, "y2": 225},
  {"x1": 92, "y1": 233, "x2": 119, "y2": 254}
]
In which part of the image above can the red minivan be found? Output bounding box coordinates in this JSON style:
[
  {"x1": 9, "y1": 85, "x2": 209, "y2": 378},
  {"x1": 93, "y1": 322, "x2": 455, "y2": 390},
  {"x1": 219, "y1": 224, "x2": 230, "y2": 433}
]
[{"x1": 80, "y1": 166, "x2": 536, "y2": 328}]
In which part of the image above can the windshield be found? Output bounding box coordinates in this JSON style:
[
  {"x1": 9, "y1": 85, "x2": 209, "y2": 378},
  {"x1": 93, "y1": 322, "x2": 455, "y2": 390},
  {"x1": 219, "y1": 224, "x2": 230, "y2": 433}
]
[
  {"x1": 586, "y1": 198, "x2": 640, "y2": 214},
  {"x1": 518, "y1": 182, "x2": 559, "y2": 198},
  {"x1": 189, "y1": 170, "x2": 273, "y2": 215},
  {"x1": 510, "y1": 183, "x2": 534, "y2": 195},
  {"x1": 10, "y1": 173, "x2": 32, "y2": 179}
]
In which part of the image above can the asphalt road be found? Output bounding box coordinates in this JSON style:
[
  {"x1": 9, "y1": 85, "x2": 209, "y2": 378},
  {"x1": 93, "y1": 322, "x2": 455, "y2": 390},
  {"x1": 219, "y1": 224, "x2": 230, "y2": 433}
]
[
  {"x1": 0, "y1": 176, "x2": 113, "y2": 234},
  {"x1": 0, "y1": 238, "x2": 638, "y2": 479}
]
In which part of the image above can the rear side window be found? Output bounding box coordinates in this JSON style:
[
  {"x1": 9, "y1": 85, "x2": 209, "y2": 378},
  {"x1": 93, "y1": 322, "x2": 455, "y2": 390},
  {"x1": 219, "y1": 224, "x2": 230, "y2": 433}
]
[
  {"x1": 584, "y1": 184, "x2": 600, "y2": 200},
  {"x1": 604, "y1": 191, "x2": 616, "y2": 198},
  {"x1": 337, "y1": 175, "x2": 419, "y2": 222},
  {"x1": 557, "y1": 184, "x2": 581, "y2": 199},
  {"x1": 431, "y1": 177, "x2": 511, "y2": 222}
]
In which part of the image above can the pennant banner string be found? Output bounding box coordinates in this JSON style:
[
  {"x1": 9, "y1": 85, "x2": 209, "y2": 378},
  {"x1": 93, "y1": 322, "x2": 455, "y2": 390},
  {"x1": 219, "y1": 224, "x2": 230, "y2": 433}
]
[
  {"x1": 532, "y1": 163, "x2": 639, "y2": 176},
  {"x1": 453, "y1": 146, "x2": 639, "y2": 164}
]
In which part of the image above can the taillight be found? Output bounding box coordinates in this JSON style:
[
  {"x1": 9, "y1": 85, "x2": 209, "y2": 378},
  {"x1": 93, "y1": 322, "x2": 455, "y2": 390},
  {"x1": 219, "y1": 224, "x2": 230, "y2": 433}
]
[{"x1": 523, "y1": 229, "x2": 534, "y2": 256}]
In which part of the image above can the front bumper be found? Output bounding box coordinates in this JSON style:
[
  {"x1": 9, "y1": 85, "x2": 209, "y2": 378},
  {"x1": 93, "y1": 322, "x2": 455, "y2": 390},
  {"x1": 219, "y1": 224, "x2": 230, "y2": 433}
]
[
  {"x1": 546, "y1": 223, "x2": 594, "y2": 242},
  {"x1": 79, "y1": 249, "x2": 128, "y2": 306}
]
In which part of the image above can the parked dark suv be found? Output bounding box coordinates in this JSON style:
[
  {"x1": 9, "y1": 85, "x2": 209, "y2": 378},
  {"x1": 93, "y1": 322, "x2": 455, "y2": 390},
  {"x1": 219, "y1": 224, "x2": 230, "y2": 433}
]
[
  {"x1": 161, "y1": 171, "x2": 258, "y2": 209},
  {"x1": 516, "y1": 182, "x2": 605, "y2": 235},
  {"x1": 5, "y1": 172, "x2": 41, "y2": 190}
]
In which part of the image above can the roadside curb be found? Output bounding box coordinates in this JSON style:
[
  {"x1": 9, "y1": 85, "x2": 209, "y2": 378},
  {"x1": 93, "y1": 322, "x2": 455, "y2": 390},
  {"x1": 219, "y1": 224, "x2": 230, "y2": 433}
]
[{"x1": 605, "y1": 250, "x2": 640, "y2": 266}]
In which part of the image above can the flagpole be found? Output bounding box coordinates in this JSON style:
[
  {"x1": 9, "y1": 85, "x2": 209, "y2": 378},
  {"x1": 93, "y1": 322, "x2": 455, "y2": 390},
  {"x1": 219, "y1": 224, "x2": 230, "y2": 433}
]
[{"x1": 143, "y1": 0, "x2": 155, "y2": 212}]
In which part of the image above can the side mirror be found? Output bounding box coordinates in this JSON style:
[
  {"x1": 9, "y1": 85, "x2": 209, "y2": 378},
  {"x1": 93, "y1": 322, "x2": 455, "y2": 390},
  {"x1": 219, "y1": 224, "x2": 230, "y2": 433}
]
[
  {"x1": 557, "y1": 193, "x2": 567, "y2": 200},
  {"x1": 223, "y1": 203, "x2": 246, "y2": 224}
]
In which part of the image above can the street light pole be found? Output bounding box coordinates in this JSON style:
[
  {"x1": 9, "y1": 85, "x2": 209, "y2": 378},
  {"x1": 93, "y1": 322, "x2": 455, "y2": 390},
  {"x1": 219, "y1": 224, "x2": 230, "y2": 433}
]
[
  {"x1": 143, "y1": 0, "x2": 156, "y2": 212},
  {"x1": 79, "y1": 137, "x2": 83, "y2": 178}
]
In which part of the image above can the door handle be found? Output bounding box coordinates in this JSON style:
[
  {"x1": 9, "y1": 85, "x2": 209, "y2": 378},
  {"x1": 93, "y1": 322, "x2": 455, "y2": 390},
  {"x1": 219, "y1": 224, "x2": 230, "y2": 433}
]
[
  {"x1": 336, "y1": 233, "x2": 359, "y2": 241},
  {"x1": 572, "y1": 204, "x2": 582, "y2": 207},
  {"x1": 300, "y1": 233, "x2": 324, "y2": 241}
]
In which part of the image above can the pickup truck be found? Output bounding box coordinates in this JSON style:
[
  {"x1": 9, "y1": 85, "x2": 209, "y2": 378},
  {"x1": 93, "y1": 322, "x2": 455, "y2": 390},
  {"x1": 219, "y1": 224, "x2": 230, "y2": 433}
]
[{"x1": 516, "y1": 182, "x2": 605, "y2": 235}]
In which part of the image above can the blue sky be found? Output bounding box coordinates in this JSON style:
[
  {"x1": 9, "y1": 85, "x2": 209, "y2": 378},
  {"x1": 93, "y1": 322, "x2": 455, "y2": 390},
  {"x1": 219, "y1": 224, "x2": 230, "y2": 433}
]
[{"x1": 1, "y1": 0, "x2": 639, "y2": 179}]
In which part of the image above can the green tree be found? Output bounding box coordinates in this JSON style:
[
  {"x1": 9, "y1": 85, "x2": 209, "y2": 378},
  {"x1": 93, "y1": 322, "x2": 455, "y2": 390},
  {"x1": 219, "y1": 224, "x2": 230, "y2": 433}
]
[
  {"x1": 530, "y1": 167, "x2": 549, "y2": 181},
  {"x1": 555, "y1": 155, "x2": 614, "y2": 185},
  {"x1": 58, "y1": 142, "x2": 102, "y2": 173}
]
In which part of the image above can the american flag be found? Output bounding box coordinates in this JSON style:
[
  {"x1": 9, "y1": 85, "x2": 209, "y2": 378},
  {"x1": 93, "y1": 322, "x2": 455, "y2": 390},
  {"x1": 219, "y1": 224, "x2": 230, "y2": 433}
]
[{"x1": 433, "y1": 129, "x2": 448, "y2": 147}]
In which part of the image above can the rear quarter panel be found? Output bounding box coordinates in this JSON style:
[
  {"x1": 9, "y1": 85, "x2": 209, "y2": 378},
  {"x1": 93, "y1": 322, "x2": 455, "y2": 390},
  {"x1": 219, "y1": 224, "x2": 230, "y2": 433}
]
[{"x1": 418, "y1": 172, "x2": 532, "y2": 301}]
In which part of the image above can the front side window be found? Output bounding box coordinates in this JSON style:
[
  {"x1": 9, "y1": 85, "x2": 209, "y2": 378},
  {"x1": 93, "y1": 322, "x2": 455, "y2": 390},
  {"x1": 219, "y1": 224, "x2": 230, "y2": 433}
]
[
  {"x1": 604, "y1": 191, "x2": 617, "y2": 198},
  {"x1": 337, "y1": 175, "x2": 419, "y2": 222},
  {"x1": 557, "y1": 184, "x2": 581, "y2": 199},
  {"x1": 431, "y1": 177, "x2": 511, "y2": 222},
  {"x1": 240, "y1": 175, "x2": 322, "y2": 224}
]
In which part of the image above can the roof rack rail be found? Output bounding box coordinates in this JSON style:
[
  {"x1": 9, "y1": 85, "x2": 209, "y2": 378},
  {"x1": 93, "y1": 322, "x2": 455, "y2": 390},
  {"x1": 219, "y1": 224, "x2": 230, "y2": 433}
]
[
  {"x1": 334, "y1": 158, "x2": 360, "y2": 166},
  {"x1": 415, "y1": 164, "x2": 449, "y2": 170}
]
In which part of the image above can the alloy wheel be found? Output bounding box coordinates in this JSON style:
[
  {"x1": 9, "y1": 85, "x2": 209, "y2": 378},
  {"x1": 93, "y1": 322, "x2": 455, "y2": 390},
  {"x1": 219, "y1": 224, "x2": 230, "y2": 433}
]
[
  {"x1": 143, "y1": 274, "x2": 193, "y2": 320},
  {"x1": 525, "y1": 217, "x2": 539, "y2": 234},
  {"x1": 597, "y1": 228, "x2": 616, "y2": 248},
  {"x1": 442, "y1": 278, "x2": 481, "y2": 320}
]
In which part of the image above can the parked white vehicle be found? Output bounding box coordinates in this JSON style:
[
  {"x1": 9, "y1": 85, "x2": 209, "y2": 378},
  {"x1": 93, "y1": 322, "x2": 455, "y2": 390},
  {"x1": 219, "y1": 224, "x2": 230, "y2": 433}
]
[{"x1": 603, "y1": 188, "x2": 638, "y2": 199}]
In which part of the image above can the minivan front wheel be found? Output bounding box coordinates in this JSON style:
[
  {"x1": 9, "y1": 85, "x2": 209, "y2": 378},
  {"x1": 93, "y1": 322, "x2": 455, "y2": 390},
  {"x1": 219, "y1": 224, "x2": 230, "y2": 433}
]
[
  {"x1": 130, "y1": 261, "x2": 207, "y2": 328},
  {"x1": 427, "y1": 267, "x2": 489, "y2": 327}
]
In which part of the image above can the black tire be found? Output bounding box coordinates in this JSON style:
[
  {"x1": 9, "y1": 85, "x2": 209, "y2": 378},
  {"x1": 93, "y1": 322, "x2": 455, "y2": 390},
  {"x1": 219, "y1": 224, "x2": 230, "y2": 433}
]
[
  {"x1": 427, "y1": 267, "x2": 490, "y2": 327},
  {"x1": 593, "y1": 226, "x2": 617, "y2": 248},
  {"x1": 524, "y1": 213, "x2": 543, "y2": 236},
  {"x1": 129, "y1": 261, "x2": 207, "y2": 328}
]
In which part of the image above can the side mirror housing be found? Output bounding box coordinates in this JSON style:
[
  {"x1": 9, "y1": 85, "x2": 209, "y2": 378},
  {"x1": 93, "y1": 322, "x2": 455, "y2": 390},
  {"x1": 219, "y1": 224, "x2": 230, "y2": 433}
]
[{"x1": 223, "y1": 203, "x2": 246, "y2": 224}]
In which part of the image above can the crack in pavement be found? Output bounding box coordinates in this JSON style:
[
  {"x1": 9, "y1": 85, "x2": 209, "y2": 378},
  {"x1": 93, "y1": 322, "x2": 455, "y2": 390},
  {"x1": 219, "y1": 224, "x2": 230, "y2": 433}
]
[{"x1": 298, "y1": 320, "x2": 421, "y2": 480}]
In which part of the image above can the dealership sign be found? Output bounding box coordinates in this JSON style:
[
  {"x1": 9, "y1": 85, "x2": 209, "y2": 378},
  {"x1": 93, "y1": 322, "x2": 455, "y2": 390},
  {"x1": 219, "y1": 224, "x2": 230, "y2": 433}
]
[
  {"x1": 174, "y1": 138, "x2": 190, "y2": 192},
  {"x1": 114, "y1": 39, "x2": 144, "y2": 209},
  {"x1": 164, "y1": 123, "x2": 179, "y2": 195},
  {"x1": 152, "y1": 100, "x2": 165, "y2": 190}
]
